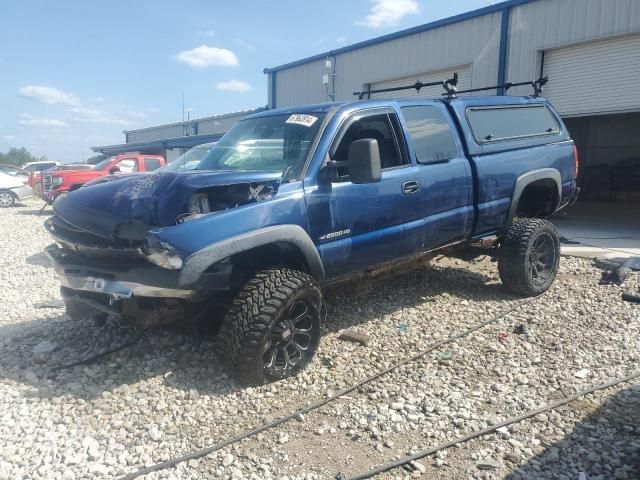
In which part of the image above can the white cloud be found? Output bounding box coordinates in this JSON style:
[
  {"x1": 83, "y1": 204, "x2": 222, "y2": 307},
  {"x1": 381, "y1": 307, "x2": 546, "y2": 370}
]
[
  {"x1": 18, "y1": 85, "x2": 80, "y2": 106},
  {"x1": 216, "y1": 80, "x2": 251, "y2": 93},
  {"x1": 175, "y1": 45, "x2": 239, "y2": 68},
  {"x1": 197, "y1": 30, "x2": 216, "y2": 38},
  {"x1": 147, "y1": 107, "x2": 160, "y2": 113},
  {"x1": 19, "y1": 113, "x2": 68, "y2": 127},
  {"x1": 71, "y1": 107, "x2": 100, "y2": 116},
  {"x1": 235, "y1": 38, "x2": 256, "y2": 52},
  {"x1": 357, "y1": 0, "x2": 420, "y2": 28},
  {"x1": 93, "y1": 96, "x2": 105, "y2": 103},
  {"x1": 128, "y1": 111, "x2": 147, "y2": 119},
  {"x1": 336, "y1": 36, "x2": 347, "y2": 44},
  {"x1": 70, "y1": 107, "x2": 132, "y2": 126}
]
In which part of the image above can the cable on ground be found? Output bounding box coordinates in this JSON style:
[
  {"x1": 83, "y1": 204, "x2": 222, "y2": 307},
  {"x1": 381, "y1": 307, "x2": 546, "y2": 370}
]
[
  {"x1": 343, "y1": 370, "x2": 640, "y2": 479},
  {"x1": 118, "y1": 298, "x2": 538, "y2": 480},
  {"x1": 53, "y1": 330, "x2": 146, "y2": 370}
]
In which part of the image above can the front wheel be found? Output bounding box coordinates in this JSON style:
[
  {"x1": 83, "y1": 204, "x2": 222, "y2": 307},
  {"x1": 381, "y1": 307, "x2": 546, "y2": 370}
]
[
  {"x1": 0, "y1": 190, "x2": 16, "y2": 208},
  {"x1": 217, "y1": 268, "x2": 324, "y2": 385},
  {"x1": 498, "y1": 219, "x2": 560, "y2": 296}
]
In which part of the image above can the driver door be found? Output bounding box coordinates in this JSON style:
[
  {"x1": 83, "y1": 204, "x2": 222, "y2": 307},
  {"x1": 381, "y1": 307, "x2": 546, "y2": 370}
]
[{"x1": 306, "y1": 108, "x2": 426, "y2": 278}]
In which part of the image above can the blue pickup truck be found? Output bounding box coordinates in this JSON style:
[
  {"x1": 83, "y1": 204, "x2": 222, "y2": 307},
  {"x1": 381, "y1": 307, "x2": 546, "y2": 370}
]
[{"x1": 45, "y1": 92, "x2": 579, "y2": 384}]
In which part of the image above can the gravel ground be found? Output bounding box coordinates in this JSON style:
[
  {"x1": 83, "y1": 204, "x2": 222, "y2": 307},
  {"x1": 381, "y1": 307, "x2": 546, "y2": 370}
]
[{"x1": 0, "y1": 198, "x2": 638, "y2": 480}]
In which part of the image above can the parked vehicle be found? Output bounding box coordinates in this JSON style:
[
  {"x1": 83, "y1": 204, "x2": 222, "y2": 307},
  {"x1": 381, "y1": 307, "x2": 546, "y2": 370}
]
[
  {"x1": 44, "y1": 85, "x2": 578, "y2": 384},
  {"x1": 161, "y1": 142, "x2": 216, "y2": 172},
  {"x1": 0, "y1": 164, "x2": 29, "y2": 180},
  {"x1": 42, "y1": 153, "x2": 165, "y2": 201},
  {"x1": 28, "y1": 164, "x2": 93, "y2": 197},
  {"x1": 20, "y1": 160, "x2": 58, "y2": 173},
  {"x1": 0, "y1": 172, "x2": 34, "y2": 207}
]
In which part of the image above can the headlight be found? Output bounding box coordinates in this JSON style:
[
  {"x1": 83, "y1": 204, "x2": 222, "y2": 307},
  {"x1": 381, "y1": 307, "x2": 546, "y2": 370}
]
[
  {"x1": 188, "y1": 193, "x2": 210, "y2": 214},
  {"x1": 143, "y1": 241, "x2": 183, "y2": 270},
  {"x1": 52, "y1": 176, "x2": 63, "y2": 186}
]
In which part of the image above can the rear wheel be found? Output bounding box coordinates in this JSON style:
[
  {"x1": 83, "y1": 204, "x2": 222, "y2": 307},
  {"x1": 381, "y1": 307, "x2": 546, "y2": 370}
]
[
  {"x1": 217, "y1": 268, "x2": 323, "y2": 385},
  {"x1": 498, "y1": 219, "x2": 560, "y2": 296},
  {"x1": 0, "y1": 190, "x2": 16, "y2": 208}
]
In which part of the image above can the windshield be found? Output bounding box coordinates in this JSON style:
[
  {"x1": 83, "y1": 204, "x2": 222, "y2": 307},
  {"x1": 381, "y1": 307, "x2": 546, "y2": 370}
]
[
  {"x1": 92, "y1": 156, "x2": 115, "y2": 170},
  {"x1": 197, "y1": 113, "x2": 325, "y2": 179},
  {"x1": 162, "y1": 143, "x2": 215, "y2": 172}
]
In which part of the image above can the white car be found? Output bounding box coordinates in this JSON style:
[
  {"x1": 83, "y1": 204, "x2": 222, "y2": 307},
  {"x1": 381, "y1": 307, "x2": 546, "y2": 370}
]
[
  {"x1": 20, "y1": 160, "x2": 58, "y2": 174},
  {"x1": 0, "y1": 172, "x2": 34, "y2": 207}
]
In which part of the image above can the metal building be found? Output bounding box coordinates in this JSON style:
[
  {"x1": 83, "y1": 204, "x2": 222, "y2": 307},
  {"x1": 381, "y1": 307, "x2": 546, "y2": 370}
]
[
  {"x1": 93, "y1": 108, "x2": 264, "y2": 162},
  {"x1": 264, "y1": 0, "x2": 640, "y2": 201}
]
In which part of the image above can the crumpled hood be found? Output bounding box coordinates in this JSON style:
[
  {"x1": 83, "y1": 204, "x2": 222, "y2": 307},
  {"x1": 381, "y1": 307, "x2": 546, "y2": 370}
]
[{"x1": 52, "y1": 170, "x2": 283, "y2": 239}]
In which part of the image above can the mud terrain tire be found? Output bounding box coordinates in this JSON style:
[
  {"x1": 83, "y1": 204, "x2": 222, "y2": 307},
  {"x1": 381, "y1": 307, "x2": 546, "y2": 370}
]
[
  {"x1": 217, "y1": 268, "x2": 323, "y2": 385},
  {"x1": 498, "y1": 219, "x2": 560, "y2": 296}
]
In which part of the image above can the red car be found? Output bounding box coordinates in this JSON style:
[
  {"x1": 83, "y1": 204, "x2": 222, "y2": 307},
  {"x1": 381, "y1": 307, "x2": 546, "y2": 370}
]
[{"x1": 43, "y1": 153, "x2": 165, "y2": 201}]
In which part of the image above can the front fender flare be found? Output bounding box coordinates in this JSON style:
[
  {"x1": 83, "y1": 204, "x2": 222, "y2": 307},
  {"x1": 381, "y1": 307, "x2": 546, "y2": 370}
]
[
  {"x1": 506, "y1": 168, "x2": 562, "y2": 227},
  {"x1": 179, "y1": 224, "x2": 325, "y2": 287}
]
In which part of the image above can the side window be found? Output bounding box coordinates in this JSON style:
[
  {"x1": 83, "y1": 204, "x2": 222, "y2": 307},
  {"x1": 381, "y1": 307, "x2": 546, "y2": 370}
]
[
  {"x1": 333, "y1": 113, "x2": 405, "y2": 170},
  {"x1": 401, "y1": 106, "x2": 458, "y2": 164},
  {"x1": 117, "y1": 158, "x2": 138, "y2": 173},
  {"x1": 144, "y1": 158, "x2": 162, "y2": 171},
  {"x1": 466, "y1": 105, "x2": 560, "y2": 143}
]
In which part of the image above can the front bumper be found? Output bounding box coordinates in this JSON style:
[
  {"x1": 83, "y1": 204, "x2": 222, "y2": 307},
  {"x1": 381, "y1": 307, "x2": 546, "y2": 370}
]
[
  {"x1": 45, "y1": 244, "x2": 199, "y2": 300},
  {"x1": 12, "y1": 184, "x2": 34, "y2": 201}
]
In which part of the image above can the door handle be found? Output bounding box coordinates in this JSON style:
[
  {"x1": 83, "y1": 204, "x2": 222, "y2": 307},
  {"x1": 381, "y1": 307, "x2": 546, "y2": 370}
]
[{"x1": 401, "y1": 180, "x2": 421, "y2": 195}]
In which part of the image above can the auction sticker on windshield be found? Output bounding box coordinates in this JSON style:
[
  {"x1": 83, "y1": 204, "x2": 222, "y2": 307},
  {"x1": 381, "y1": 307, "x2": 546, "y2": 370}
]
[{"x1": 286, "y1": 114, "x2": 318, "y2": 127}]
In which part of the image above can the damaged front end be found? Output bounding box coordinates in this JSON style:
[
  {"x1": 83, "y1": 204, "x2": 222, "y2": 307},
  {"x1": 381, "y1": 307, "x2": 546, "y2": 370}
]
[{"x1": 44, "y1": 170, "x2": 283, "y2": 325}]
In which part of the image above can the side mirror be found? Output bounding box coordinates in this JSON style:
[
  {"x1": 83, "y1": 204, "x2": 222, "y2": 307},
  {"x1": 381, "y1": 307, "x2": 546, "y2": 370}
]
[
  {"x1": 108, "y1": 166, "x2": 120, "y2": 174},
  {"x1": 326, "y1": 138, "x2": 382, "y2": 184}
]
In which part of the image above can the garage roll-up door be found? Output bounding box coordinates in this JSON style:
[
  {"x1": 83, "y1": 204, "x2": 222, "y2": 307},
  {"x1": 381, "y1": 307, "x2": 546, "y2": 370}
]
[
  {"x1": 543, "y1": 34, "x2": 640, "y2": 117},
  {"x1": 368, "y1": 65, "x2": 472, "y2": 100}
]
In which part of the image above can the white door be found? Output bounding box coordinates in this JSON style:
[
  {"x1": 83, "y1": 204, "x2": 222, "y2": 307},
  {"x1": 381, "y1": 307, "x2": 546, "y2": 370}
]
[
  {"x1": 368, "y1": 66, "x2": 472, "y2": 100},
  {"x1": 542, "y1": 34, "x2": 640, "y2": 117}
]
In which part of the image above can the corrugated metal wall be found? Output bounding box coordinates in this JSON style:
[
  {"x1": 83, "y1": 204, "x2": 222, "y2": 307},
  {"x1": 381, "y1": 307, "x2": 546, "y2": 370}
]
[
  {"x1": 270, "y1": 0, "x2": 640, "y2": 108},
  {"x1": 165, "y1": 148, "x2": 186, "y2": 163},
  {"x1": 507, "y1": 0, "x2": 640, "y2": 95},
  {"x1": 369, "y1": 65, "x2": 472, "y2": 99},
  {"x1": 271, "y1": 12, "x2": 502, "y2": 107},
  {"x1": 125, "y1": 109, "x2": 264, "y2": 144},
  {"x1": 127, "y1": 124, "x2": 184, "y2": 143}
]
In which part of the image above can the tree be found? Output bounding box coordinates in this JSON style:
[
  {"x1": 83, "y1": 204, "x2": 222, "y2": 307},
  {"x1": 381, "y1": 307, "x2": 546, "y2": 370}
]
[{"x1": 0, "y1": 147, "x2": 47, "y2": 166}]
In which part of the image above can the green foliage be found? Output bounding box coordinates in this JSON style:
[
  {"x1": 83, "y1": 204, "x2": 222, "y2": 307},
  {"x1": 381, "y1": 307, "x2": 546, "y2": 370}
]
[{"x1": 0, "y1": 147, "x2": 47, "y2": 166}]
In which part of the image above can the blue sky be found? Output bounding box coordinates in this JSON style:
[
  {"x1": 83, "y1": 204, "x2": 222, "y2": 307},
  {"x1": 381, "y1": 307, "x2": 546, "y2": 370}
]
[{"x1": 0, "y1": 0, "x2": 486, "y2": 162}]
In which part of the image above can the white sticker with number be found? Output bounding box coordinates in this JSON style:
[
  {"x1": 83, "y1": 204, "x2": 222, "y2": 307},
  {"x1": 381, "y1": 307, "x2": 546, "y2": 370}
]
[{"x1": 286, "y1": 114, "x2": 318, "y2": 127}]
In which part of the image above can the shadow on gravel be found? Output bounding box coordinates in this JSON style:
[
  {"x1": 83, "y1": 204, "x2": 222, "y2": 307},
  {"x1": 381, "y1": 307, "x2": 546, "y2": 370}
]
[
  {"x1": 16, "y1": 208, "x2": 50, "y2": 216},
  {"x1": 25, "y1": 251, "x2": 51, "y2": 267},
  {"x1": 0, "y1": 261, "x2": 515, "y2": 400},
  {"x1": 507, "y1": 386, "x2": 640, "y2": 480}
]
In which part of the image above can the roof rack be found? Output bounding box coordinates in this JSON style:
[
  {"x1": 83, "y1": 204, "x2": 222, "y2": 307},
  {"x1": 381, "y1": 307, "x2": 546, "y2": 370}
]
[
  {"x1": 452, "y1": 75, "x2": 548, "y2": 97},
  {"x1": 352, "y1": 74, "x2": 548, "y2": 100},
  {"x1": 353, "y1": 73, "x2": 459, "y2": 100}
]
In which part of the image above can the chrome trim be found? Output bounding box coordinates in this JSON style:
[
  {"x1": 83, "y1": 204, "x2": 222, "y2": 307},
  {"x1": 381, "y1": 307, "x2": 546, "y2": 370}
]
[
  {"x1": 55, "y1": 271, "x2": 197, "y2": 300},
  {"x1": 46, "y1": 248, "x2": 197, "y2": 300}
]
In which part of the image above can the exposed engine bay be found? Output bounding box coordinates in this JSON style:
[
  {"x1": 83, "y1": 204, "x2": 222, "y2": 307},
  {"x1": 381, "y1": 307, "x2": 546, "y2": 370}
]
[{"x1": 177, "y1": 181, "x2": 278, "y2": 224}]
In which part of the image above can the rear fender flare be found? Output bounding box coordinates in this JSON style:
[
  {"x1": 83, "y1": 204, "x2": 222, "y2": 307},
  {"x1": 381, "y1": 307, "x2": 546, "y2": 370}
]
[
  {"x1": 179, "y1": 224, "x2": 325, "y2": 287},
  {"x1": 506, "y1": 168, "x2": 561, "y2": 227}
]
